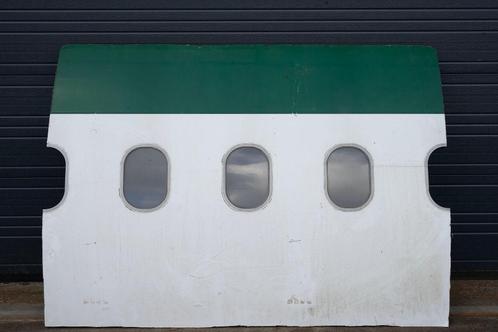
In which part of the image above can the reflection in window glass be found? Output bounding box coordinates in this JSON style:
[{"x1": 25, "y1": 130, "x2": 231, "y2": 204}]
[
  {"x1": 327, "y1": 147, "x2": 371, "y2": 209},
  {"x1": 123, "y1": 147, "x2": 168, "y2": 210},
  {"x1": 225, "y1": 146, "x2": 270, "y2": 210}
]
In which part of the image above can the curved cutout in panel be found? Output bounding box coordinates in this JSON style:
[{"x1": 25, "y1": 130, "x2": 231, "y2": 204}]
[
  {"x1": 43, "y1": 144, "x2": 67, "y2": 211},
  {"x1": 427, "y1": 144, "x2": 451, "y2": 210}
]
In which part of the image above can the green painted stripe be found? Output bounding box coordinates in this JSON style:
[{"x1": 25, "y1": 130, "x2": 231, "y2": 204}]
[{"x1": 52, "y1": 44, "x2": 443, "y2": 114}]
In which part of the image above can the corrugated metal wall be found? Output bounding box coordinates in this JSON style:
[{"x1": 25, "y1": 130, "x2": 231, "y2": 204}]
[{"x1": 1, "y1": 1, "x2": 498, "y2": 280}]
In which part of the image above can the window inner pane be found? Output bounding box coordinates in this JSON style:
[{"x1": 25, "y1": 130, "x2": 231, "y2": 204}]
[
  {"x1": 327, "y1": 147, "x2": 371, "y2": 209},
  {"x1": 225, "y1": 147, "x2": 270, "y2": 210},
  {"x1": 123, "y1": 147, "x2": 168, "y2": 210}
]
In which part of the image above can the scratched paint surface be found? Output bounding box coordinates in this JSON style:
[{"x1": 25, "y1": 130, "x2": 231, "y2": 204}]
[
  {"x1": 44, "y1": 114, "x2": 450, "y2": 327},
  {"x1": 43, "y1": 45, "x2": 450, "y2": 327}
]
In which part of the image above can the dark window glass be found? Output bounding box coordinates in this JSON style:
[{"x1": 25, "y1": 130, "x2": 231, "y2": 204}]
[
  {"x1": 327, "y1": 147, "x2": 371, "y2": 209},
  {"x1": 123, "y1": 147, "x2": 168, "y2": 210},
  {"x1": 225, "y1": 147, "x2": 270, "y2": 210}
]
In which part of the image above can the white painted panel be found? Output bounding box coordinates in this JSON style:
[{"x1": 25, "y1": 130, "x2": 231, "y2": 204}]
[{"x1": 43, "y1": 114, "x2": 450, "y2": 327}]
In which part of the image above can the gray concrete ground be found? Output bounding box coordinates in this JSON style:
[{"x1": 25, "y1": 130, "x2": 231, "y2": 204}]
[{"x1": 1, "y1": 280, "x2": 497, "y2": 331}]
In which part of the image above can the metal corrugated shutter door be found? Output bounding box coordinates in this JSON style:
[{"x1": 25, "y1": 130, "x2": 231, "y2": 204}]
[{"x1": 1, "y1": 0, "x2": 497, "y2": 280}]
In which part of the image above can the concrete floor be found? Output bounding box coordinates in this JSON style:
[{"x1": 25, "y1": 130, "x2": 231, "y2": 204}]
[{"x1": 1, "y1": 280, "x2": 497, "y2": 331}]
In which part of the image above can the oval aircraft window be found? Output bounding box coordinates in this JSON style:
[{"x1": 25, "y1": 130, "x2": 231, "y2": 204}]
[
  {"x1": 225, "y1": 146, "x2": 270, "y2": 210},
  {"x1": 326, "y1": 146, "x2": 372, "y2": 209},
  {"x1": 123, "y1": 147, "x2": 168, "y2": 210}
]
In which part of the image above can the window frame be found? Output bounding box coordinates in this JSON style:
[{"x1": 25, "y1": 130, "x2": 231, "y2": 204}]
[
  {"x1": 324, "y1": 144, "x2": 374, "y2": 211},
  {"x1": 222, "y1": 143, "x2": 272, "y2": 212},
  {"x1": 120, "y1": 144, "x2": 170, "y2": 212}
]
